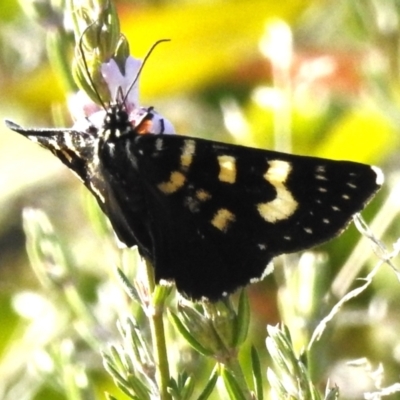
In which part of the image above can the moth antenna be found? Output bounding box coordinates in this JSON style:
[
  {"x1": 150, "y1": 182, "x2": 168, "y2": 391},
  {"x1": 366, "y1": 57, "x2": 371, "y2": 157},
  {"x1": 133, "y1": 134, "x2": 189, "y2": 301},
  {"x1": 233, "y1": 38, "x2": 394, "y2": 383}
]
[
  {"x1": 78, "y1": 23, "x2": 107, "y2": 110},
  {"x1": 123, "y1": 39, "x2": 171, "y2": 104}
]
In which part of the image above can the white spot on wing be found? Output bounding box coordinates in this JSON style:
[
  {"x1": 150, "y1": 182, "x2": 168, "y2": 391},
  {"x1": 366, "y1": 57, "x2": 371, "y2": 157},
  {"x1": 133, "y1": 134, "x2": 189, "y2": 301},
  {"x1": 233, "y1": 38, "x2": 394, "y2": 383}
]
[
  {"x1": 155, "y1": 138, "x2": 163, "y2": 151},
  {"x1": 371, "y1": 166, "x2": 384, "y2": 185},
  {"x1": 159, "y1": 279, "x2": 174, "y2": 287},
  {"x1": 64, "y1": 131, "x2": 75, "y2": 150},
  {"x1": 250, "y1": 262, "x2": 274, "y2": 283},
  {"x1": 184, "y1": 196, "x2": 198, "y2": 212},
  {"x1": 184, "y1": 189, "x2": 211, "y2": 213},
  {"x1": 88, "y1": 181, "x2": 105, "y2": 203},
  {"x1": 304, "y1": 227, "x2": 313, "y2": 234}
]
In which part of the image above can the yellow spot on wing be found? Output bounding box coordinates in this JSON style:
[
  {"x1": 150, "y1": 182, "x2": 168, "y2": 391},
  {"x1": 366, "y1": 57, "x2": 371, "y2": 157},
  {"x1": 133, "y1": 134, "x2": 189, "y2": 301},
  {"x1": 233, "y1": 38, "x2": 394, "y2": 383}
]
[
  {"x1": 157, "y1": 140, "x2": 195, "y2": 195},
  {"x1": 211, "y1": 208, "x2": 236, "y2": 232},
  {"x1": 257, "y1": 160, "x2": 298, "y2": 223},
  {"x1": 265, "y1": 159, "x2": 291, "y2": 184},
  {"x1": 195, "y1": 189, "x2": 211, "y2": 201},
  {"x1": 218, "y1": 155, "x2": 236, "y2": 183},
  {"x1": 180, "y1": 139, "x2": 196, "y2": 169},
  {"x1": 184, "y1": 189, "x2": 211, "y2": 213},
  {"x1": 158, "y1": 171, "x2": 186, "y2": 194}
]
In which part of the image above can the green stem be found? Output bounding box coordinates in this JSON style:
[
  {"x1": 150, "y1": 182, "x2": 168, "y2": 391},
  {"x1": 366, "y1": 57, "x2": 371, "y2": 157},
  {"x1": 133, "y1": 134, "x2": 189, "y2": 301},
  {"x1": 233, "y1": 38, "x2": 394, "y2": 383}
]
[
  {"x1": 145, "y1": 259, "x2": 172, "y2": 400},
  {"x1": 225, "y1": 357, "x2": 253, "y2": 400}
]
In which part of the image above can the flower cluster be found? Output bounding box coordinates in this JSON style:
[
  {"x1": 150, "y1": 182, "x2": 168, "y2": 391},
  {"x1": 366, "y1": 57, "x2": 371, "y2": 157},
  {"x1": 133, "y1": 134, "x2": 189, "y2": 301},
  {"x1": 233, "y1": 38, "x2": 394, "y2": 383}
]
[
  {"x1": 70, "y1": 56, "x2": 175, "y2": 134},
  {"x1": 68, "y1": 0, "x2": 174, "y2": 135}
]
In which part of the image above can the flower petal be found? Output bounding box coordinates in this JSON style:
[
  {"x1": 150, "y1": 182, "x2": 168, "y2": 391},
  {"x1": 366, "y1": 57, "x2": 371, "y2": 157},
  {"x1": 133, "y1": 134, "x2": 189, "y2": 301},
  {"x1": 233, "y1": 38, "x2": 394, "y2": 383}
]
[{"x1": 101, "y1": 57, "x2": 141, "y2": 107}]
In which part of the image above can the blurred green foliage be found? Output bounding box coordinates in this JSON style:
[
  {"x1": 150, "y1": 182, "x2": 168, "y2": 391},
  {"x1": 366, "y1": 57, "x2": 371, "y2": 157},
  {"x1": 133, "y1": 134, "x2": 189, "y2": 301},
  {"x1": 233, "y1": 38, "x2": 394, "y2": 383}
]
[{"x1": 1, "y1": 0, "x2": 400, "y2": 399}]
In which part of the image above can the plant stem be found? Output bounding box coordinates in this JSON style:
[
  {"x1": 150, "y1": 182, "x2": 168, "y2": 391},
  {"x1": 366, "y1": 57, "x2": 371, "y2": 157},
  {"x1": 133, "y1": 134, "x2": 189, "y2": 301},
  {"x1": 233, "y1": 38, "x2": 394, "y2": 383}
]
[
  {"x1": 145, "y1": 259, "x2": 172, "y2": 400},
  {"x1": 225, "y1": 357, "x2": 253, "y2": 400}
]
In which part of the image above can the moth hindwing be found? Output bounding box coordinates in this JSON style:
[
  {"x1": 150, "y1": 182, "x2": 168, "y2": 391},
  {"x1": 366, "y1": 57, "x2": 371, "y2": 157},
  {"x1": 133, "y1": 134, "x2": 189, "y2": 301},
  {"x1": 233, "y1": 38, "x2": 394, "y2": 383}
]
[{"x1": 5, "y1": 106, "x2": 383, "y2": 301}]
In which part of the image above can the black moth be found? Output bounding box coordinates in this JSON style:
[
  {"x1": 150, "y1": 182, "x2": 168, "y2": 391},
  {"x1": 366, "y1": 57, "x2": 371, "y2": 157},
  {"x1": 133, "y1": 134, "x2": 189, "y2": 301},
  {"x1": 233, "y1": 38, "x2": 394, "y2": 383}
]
[{"x1": 5, "y1": 103, "x2": 382, "y2": 300}]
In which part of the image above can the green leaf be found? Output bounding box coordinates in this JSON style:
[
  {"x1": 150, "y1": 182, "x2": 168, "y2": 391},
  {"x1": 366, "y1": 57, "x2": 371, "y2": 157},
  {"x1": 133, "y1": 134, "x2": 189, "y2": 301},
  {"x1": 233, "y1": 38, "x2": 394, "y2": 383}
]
[
  {"x1": 250, "y1": 346, "x2": 263, "y2": 400},
  {"x1": 22, "y1": 208, "x2": 72, "y2": 289},
  {"x1": 196, "y1": 367, "x2": 219, "y2": 400},
  {"x1": 232, "y1": 290, "x2": 250, "y2": 347},
  {"x1": 169, "y1": 311, "x2": 213, "y2": 357},
  {"x1": 221, "y1": 367, "x2": 248, "y2": 400},
  {"x1": 168, "y1": 372, "x2": 194, "y2": 400},
  {"x1": 115, "y1": 267, "x2": 141, "y2": 303}
]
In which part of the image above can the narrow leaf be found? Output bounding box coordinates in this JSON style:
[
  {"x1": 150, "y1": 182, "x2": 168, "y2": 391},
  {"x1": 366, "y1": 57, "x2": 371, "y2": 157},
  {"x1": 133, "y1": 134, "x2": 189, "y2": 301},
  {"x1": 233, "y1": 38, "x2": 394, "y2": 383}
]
[{"x1": 250, "y1": 346, "x2": 263, "y2": 400}]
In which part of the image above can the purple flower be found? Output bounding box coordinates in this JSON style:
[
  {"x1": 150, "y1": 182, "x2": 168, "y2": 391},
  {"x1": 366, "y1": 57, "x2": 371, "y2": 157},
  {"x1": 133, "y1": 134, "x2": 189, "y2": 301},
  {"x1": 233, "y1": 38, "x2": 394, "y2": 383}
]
[{"x1": 70, "y1": 56, "x2": 175, "y2": 134}]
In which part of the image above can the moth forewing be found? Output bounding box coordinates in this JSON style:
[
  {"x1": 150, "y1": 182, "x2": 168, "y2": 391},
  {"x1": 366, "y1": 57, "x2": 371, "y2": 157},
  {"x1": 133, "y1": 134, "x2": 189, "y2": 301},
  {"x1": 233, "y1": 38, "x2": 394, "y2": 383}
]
[{"x1": 5, "y1": 111, "x2": 383, "y2": 300}]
